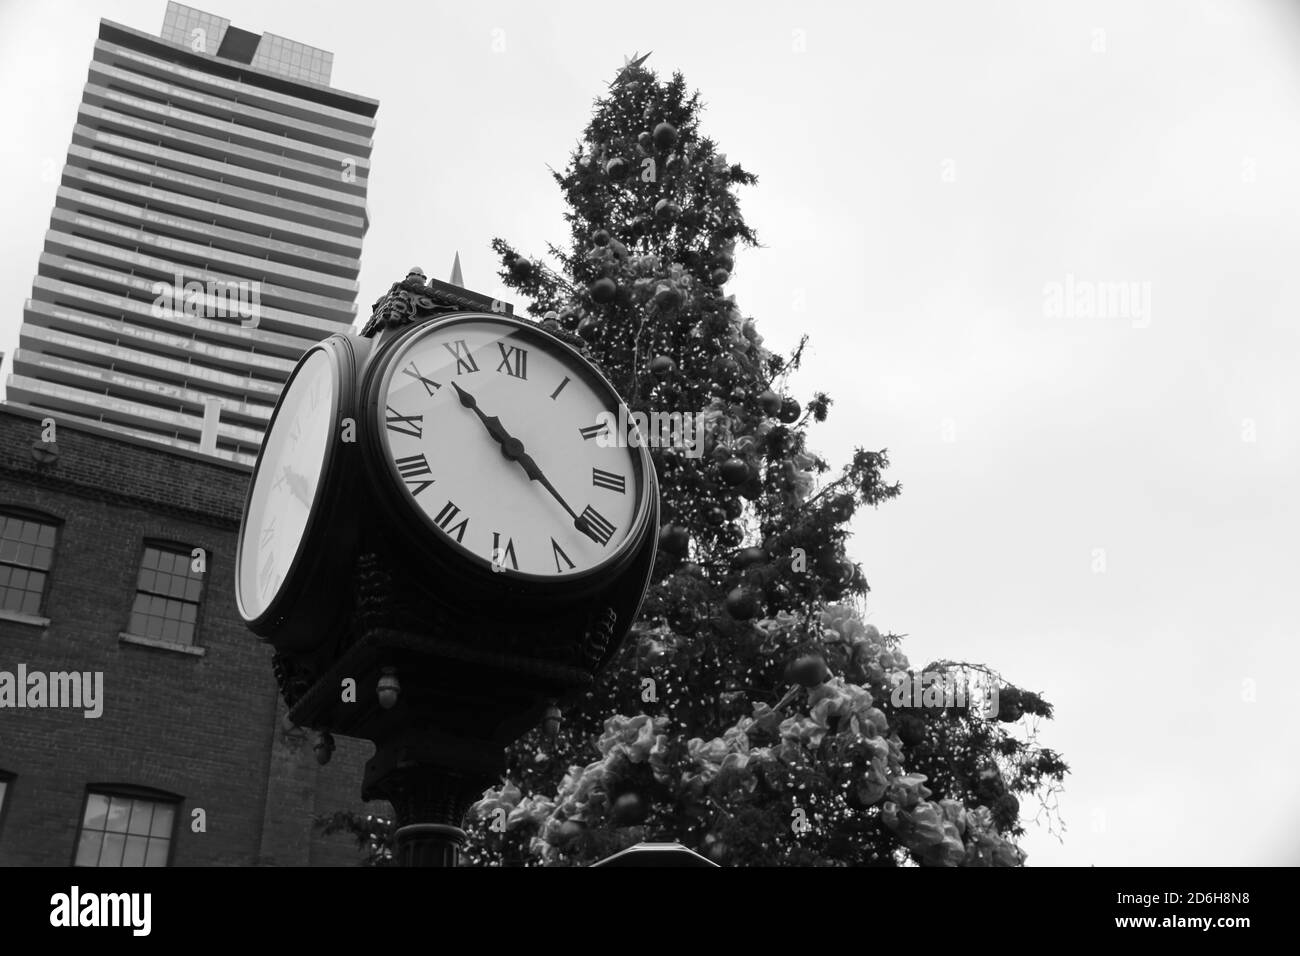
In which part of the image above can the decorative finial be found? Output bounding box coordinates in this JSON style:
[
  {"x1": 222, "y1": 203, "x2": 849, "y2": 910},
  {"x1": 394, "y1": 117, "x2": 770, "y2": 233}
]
[
  {"x1": 406, "y1": 266, "x2": 426, "y2": 282},
  {"x1": 449, "y1": 252, "x2": 464, "y2": 288}
]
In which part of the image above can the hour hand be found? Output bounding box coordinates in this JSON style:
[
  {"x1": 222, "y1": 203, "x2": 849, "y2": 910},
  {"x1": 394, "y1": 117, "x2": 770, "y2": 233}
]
[{"x1": 450, "y1": 381, "x2": 510, "y2": 446}]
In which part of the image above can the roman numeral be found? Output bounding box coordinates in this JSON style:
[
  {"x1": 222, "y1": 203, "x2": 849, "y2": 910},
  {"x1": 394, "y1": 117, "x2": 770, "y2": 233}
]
[
  {"x1": 551, "y1": 537, "x2": 576, "y2": 573},
  {"x1": 434, "y1": 500, "x2": 469, "y2": 543},
  {"x1": 395, "y1": 453, "x2": 434, "y2": 497},
  {"x1": 258, "y1": 558, "x2": 276, "y2": 596},
  {"x1": 258, "y1": 518, "x2": 275, "y2": 550},
  {"x1": 491, "y1": 531, "x2": 519, "y2": 570},
  {"x1": 385, "y1": 405, "x2": 423, "y2": 438},
  {"x1": 550, "y1": 376, "x2": 570, "y2": 400},
  {"x1": 579, "y1": 422, "x2": 610, "y2": 440},
  {"x1": 308, "y1": 379, "x2": 322, "y2": 410},
  {"x1": 402, "y1": 361, "x2": 441, "y2": 396},
  {"x1": 443, "y1": 339, "x2": 479, "y2": 375},
  {"x1": 578, "y1": 505, "x2": 616, "y2": 546},
  {"x1": 592, "y1": 468, "x2": 626, "y2": 494},
  {"x1": 495, "y1": 343, "x2": 528, "y2": 379}
]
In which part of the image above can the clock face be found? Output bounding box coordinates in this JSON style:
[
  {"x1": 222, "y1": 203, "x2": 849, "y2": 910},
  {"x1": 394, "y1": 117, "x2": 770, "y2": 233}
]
[
  {"x1": 375, "y1": 315, "x2": 648, "y2": 581},
  {"x1": 236, "y1": 347, "x2": 336, "y2": 622}
]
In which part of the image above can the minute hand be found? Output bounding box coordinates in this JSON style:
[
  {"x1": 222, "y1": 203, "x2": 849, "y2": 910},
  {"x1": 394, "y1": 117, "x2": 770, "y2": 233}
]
[{"x1": 450, "y1": 382, "x2": 587, "y2": 530}]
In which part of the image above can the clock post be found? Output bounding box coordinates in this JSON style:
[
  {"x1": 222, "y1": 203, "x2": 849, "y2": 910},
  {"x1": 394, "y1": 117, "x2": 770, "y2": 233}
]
[{"x1": 241, "y1": 268, "x2": 659, "y2": 866}]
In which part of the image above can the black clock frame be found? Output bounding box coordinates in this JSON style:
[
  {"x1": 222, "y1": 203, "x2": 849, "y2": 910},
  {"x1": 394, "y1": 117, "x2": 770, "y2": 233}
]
[
  {"x1": 236, "y1": 333, "x2": 372, "y2": 650},
  {"x1": 358, "y1": 311, "x2": 658, "y2": 606}
]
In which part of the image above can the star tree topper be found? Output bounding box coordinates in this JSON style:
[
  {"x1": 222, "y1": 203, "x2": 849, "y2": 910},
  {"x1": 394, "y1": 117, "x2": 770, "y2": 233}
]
[{"x1": 611, "y1": 50, "x2": 652, "y2": 87}]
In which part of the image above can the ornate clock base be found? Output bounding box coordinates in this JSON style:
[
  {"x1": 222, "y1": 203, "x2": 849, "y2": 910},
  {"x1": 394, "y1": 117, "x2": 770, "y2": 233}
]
[
  {"x1": 363, "y1": 751, "x2": 488, "y2": 867},
  {"x1": 360, "y1": 725, "x2": 504, "y2": 867}
]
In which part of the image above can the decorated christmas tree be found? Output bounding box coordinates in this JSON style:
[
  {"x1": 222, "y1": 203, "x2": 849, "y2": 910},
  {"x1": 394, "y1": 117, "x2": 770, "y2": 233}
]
[
  {"x1": 458, "y1": 56, "x2": 1067, "y2": 867},
  {"x1": 324, "y1": 56, "x2": 1067, "y2": 867}
]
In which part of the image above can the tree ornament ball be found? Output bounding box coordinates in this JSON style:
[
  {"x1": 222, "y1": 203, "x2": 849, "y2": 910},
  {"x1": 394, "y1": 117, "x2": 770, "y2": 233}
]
[
  {"x1": 834, "y1": 557, "x2": 856, "y2": 583},
  {"x1": 611, "y1": 792, "x2": 648, "y2": 826},
  {"x1": 742, "y1": 319, "x2": 760, "y2": 342},
  {"x1": 829, "y1": 494, "x2": 855, "y2": 522},
  {"x1": 605, "y1": 157, "x2": 629, "y2": 179},
  {"x1": 778, "y1": 397, "x2": 801, "y2": 423},
  {"x1": 711, "y1": 268, "x2": 731, "y2": 286},
  {"x1": 715, "y1": 355, "x2": 740, "y2": 380},
  {"x1": 734, "y1": 546, "x2": 767, "y2": 568},
  {"x1": 509, "y1": 257, "x2": 532, "y2": 279},
  {"x1": 661, "y1": 524, "x2": 690, "y2": 555},
  {"x1": 653, "y1": 284, "x2": 683, "y2": 310},
  {"x1": 637, "y1": 131, "x2": 654, "y2": 152},
  {"x1": 557, "y1": 820, "x2": 585, "y2": 845},
  {"x1": 898, "y1": 714, "x2": 926, "y2": 747},
  {"x1": 999, "y1": 793, "x2": 1021, "y2": 816},
  {"x1": 758, "y1": 389, "x2": 783, "y2": 416},
  {"x1": 997, "y1": 687, "x2": 1024, "y2": 723},
  {"x1": 862, "y1": 623, "x2": 882, "y2": 643},
  {"x1": 725, "y1": 587, "x2": 759, "y2": 620},
  {"x1": 589, "y1": 277, "x2": 617, "y2": 303},
  {"x1": 723, "y1": 497, "x2": 743, "y2": 520},
  {"x1": 788, "y1": 654, "x2": 829, "y2": 687},
  {"x1": 654, "y1": 198, "x2": 680, "y2": 221},
  {"x1": 576, "y1": 315, "x2": 601, "y2": 339},
  {"x1": 653, "y1": 121, "x2": 678, "y2": 150},
  {"x1": 650, "y1": 354, "x2": 676, "y2": 377},
  {"x1": 592, "y1": 228, "x2": 611, "y2": 246},
  {"x1": 713, "y1": 251, "x2": 735, "y2": 272},
  {"x1": 705, "y1": 505, "x2": 728, "y2": 526},
  {"x1": 720, "y1": 457, "x2": 750, "y2": 486}
]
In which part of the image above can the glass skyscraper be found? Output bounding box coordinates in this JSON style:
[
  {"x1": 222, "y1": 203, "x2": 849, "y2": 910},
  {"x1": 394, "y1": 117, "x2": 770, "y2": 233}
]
[{"x1": 9, "y1": 3, "x2": 377, "y2": 465}]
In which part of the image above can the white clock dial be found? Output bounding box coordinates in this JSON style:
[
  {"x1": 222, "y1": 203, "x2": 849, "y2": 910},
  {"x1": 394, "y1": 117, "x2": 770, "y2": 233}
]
[
  {"x1": 378, "y1": 318, "x2": 645, "y2": 579},
  {"x1": 237, "y1": 348, "x2": 335, "y2": 620}
]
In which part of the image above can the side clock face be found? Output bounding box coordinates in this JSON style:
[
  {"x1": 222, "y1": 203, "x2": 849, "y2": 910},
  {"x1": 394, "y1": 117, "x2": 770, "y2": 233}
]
[
  {"x1": 373, "y1": 315, "x2": 650, "y2": 583},
  {"x1": 236, "y1": 347, "x2": 337, "y2": 623}
]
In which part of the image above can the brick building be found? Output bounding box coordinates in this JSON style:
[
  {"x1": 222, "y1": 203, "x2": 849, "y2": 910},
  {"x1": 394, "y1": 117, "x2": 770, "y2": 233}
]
[{"x1": 0, "y1": 404, "x2": 383, "y2": 866}]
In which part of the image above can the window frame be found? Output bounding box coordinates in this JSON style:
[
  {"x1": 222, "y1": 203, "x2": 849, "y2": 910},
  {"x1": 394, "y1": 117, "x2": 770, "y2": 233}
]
[
  {"x1": 126, "y1": 539, "x2": 208, "y2": 648},
  {"x1": 0, "y1": 507, "x2": 62, "y2": 619},
  {"x1": 0, "y1": 770, "x2": 14, "y2": 842},
  {"x1": 72, "y1": 784, "x2": 181, "y2": 868}
]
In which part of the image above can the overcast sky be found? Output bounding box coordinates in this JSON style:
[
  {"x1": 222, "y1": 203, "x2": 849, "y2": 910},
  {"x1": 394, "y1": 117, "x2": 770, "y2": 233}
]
[{"x1": 1, "y1": 0, "x2": 1297, "y2": 866}]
